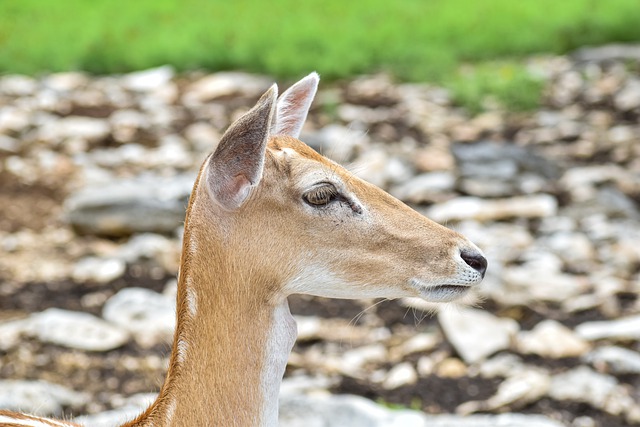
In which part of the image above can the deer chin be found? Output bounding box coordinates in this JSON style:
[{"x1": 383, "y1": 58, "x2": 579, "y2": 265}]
[{"x1": 410, "y1": 278, "x2": 477, "y2": 303}]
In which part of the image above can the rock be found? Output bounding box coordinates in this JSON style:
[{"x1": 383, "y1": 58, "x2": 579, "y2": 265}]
[
  {"x1": 584, "y1": 346, "x2": 640, "y2": 374},
  {"x1": 426, "y1": 195, "x2": 558, "y2": 223},
  {"x1": 382, "y1": 362, "x2": 417, "y2": 389},
  {"x1": 109, "y1": 109, "x2": 151, "y2": 143},
  {"x1": 353, "y1": 148, "x2": 413, "y2": 189},
  {"x1": 31, "y1": 308, "x2": 130, "y2": 351},
  {"x1": 279, "y1": 393, "x2": 429, "y2": 427},
  {"x1": 0, "y1": 380, "x2": 89, "y2": 416},
  {"x1": 0, "y1": 75, "x2": 37, "y2": 96},
  {"x1": 103, "y1": 287, "x2": 175, "y2": 347},
  {"x1": 38, "y1": 116, "x2": 111, "y2": 143},
  {"x1": 516, "y1": 320, "x2": 590, "y2": 358},
  {"x1": 0, "y1": 317, "x2": 31, "y2": 351},
  {"x1": 115, "y1": 233, "x2": 180, "y2": 273},
  {"x1": 389, "y1": 172, "x2": 455, "y2": 204},
  {"x1": 457, "y1": 368, "x2": 550, "y2": 414},
  {"x1": 64, "y1": 173, "x2": 195, "y2": 236},
  {"x1": 303, "y1": 124, "x2": 368, "y2": 163},
  {"x1": 614, "y1": 79, "x2": 640, "y2": 111},
  {"x1": 71, "y1": 256, "x2": 126, "y2": 283},
  {"x1": 74, "y1": 393, "x2": 156, "y2": 427},
  {"x1": 575, "y1": 315, "x2": 640, "y2": 341},
  {"x1": 549, "y1": 366, "x2": 640, "y2": 423},
  {"x1": 0, "y1": 106, "x2": 31, "y2": 133},
  {"x1": 438, "y1": 307, "x2": 519, "y2": 364},
  {"x1": 183, "y1": 72, "x2": 272, "y2": 104},
  {"x1": 44, "y1": 72, "x2": 89, "y2": 92},
  {"x1": 421, "y1": 413, "x2": 565, "y2": 427},
  {"x1": 122, "y1": 66, "x2": 174, "y2": 92},
  {"x1": 572, "y1": 44, "x2": 640, "y2": 63}
]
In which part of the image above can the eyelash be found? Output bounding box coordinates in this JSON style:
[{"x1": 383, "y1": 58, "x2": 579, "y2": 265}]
[{"x1": 302, "y1": 183, "x2": 363, "y2": 214}]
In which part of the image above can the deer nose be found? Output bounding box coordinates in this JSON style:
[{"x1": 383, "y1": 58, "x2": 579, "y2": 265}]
[{"x1": 460, "y1": 250, "x2": 487, "y2": 278}]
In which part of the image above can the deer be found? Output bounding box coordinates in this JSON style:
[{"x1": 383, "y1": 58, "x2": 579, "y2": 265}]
[{"x1": 0, "y1": 72, "x2": 486, "y2": 427}]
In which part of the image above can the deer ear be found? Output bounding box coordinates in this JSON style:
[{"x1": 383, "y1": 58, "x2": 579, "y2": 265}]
[
  {"x1": 207, "y1": 84, "x2": 278, "y2": 210},
  {"x1": 272, "y1": 72, "x2": 319, "y2": 138}
]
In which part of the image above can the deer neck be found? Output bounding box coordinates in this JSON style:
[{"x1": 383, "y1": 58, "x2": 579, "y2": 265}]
[{"x1": 127, "y1": 189, "x2": 297, "y2": 427}]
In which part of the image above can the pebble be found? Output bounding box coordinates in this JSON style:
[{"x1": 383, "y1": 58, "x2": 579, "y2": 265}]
[
  {"x1": 64, "y1": 173, "x2": 195, "y2": 236},
  {"x1": 575, "y1": 314, "x2": 640, "y2": 341},
  {"x1": 382, "y1": 362, "x2": 418, "y2": 389},
  {"x1": 122, "y1": 66, "x2": 175, "y2": 92},
  {"x1": 516, "y1": 320, "x2": 591, "y2": 358},
  {"x1": 549, "y1": 366, "x2": 640, "y2": 423},
  {"x1": 426, "y1": 195, "x2": 558, "y2": 223},
  {"x1": 389, "y1": 172, "x2": 455, "y2": 203},
  {"x1": 38, "y1": 116, "x2": 111, "y2": 144},
  {"x1": 0, "y1": 380, "x2": 89, "y2": 416},
  {"x1": 584, "y1": 346, "x2": 640, "y2": 374},
  {"x1": 438, "y1": 307, "x2": 519, "y2": 364},
  {"x1": 30, "y1": 308, "x2": 130, "y2": 351},
  {"x1": 71, "y1": 256, "x2": 126, "y2": 283},
  {"x1": 183, "y1": 72, "x2": 272, "y2": 104},
  {"x1": 102, "y1": 288, "x2": 175, "y2": 348}
]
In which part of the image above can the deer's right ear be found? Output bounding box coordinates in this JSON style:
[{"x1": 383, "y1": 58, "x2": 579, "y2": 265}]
[{"x1": 207, "y1": 85, "x2": 278, "y2": 210}]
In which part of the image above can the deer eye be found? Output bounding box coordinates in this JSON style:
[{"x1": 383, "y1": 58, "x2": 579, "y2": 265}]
[{"x1": 303, "y1": 183, "x2": 339, "y2": 206}]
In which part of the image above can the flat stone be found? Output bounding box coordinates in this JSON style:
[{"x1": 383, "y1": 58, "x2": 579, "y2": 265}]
[
  {"x1": 382, "y1": 362, "x2": 418, "y2": 389},
  {"x1": 575, "y1": 315, "x2": 640, "y2": 341},
  {"x1": 71, "y1": 256, "x2": 126, "y2": 283},
  {"x1": 550, "y1": 366, "x2": 640, "y2": 422},
  {"x1": 31, "y1": 308, "x2": 130, "y2": 351},
  {"x1": 103, "y1": 287, "x2": 175, "y2": 348},
  {"x1": 516, "y1": 320, "x2": 590, "y2": 358},
  {"x1": 303, "y1": 124, "x2": 368, "y2": 163},
  {"x1": 584, "y1": 346, "x2": 640, "y2": 374},
  {"x1": 64, "y1": 173, "x2": 195, "y2": 236},
  {"x1": 0, "y1": 380, "x2": 89, "y2": 416},
  {"x1": 614, "y1": 79, "x2": 640, "y2": 111},
  {"x1": 183, "y1": 72, "x2": 272, "y2": 104},
  {"x1": 427, "y1": 195, "x2": 558, "y2": 223},
  {"x1": 439, "y1": 307, "x2": 519, "y2": 364},
  {"x1": 122, "y1": 66, "x2": 174, "y2": 92},
  {"x1": 38, "y1": 116, "x2": 111, "y2": 143},
  {"x1": 389, "y1": 172, "x2": 455, "y2": 204}
]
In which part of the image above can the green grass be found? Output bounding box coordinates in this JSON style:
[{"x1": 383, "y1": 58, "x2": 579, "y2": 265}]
[{"x1": 1, "y1": 0, "x2": 639, "y2": 111}]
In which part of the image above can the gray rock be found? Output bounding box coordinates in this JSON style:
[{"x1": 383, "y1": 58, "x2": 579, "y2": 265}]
[
  {"x1": 38, "y1": 116, "x2": 111, "y2": 143},
  {"x1": 183, "y1": 72, "x2": 272, "y2": 104},
  {"x1": 549, "y1": 366, "x2": 640, "y2": 423},
  {"x1": 0, "y1": 75, "x2": 37, "y2": 96},
  {"x1": 31, "y1": 308, "x2": 130, "y2": 351},
  {"x1": 426, "y1": 195, "x2": 558, "y2": 223},
  {"x1": 122, "y1": 66, "x2": 174, "y2": 92},
  {"x1": 71, "y1": 256, "x2": 126, "y2": 283},
  {"x1": 422, "y1": 413, "x2": 565, "y2": 427},
  {"x1": 303, "y1": 124, "x2": 369, "y2": 163},
  {"x1": 572, "y1": 44, "x2": 640, "y2": 63},
  {"x1": 382, "y1": 362, "x2": 418, "y2": 389},
  {"x1": 389, "y1": 172, "x2": 455, "y2": 204},
  {"x1": 64, "y1": 173, "x2": 195, "y2": 236},
  {"x1": 74, "y1": 393, "x2": 156, "y2": 427},
  {"x1": 584, "y1": 346, "x2": 640, "y2": 374},
  {"x1": 439, "y1": 307, "x2": 519, "y2": 364},
  {"x1": 575, "y1": 315, "x2": 640, "y2": 341},
  {"x1": 516, "y1": 320, "x2": 590, "y2": 358},
  {"x1": 103, "y1": 288, "x2": 175, "y2": 348},
  {"x1": 614, "y1": 79, "x2": 640, "y2": 111},
  {"x1": 0, "y1": 380, "x2": 89, "y2": 416}
]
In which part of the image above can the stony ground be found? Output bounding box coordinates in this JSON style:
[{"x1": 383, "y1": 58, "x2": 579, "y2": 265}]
[{"x1": 0, "y1": 45, "x2": 640, "y2": 427}]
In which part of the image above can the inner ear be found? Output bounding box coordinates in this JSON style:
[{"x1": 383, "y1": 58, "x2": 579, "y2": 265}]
[{"x1": 272, "y1": 72, "x2": 319, "y2": 138}]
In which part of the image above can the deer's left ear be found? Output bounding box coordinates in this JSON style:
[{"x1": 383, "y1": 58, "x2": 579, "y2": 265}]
[{"x1": 271, "y1": 72, "x2": 319, "y2": 138}]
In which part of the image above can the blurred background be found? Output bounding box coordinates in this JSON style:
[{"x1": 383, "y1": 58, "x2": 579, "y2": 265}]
[{"x1": 0, "y1": 1, "x2": 639, "y2": 426}]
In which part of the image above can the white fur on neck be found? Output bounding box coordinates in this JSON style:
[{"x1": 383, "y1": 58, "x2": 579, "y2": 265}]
[{"x1": 259, "y1": 299, "x2": 297, "y2": 425}]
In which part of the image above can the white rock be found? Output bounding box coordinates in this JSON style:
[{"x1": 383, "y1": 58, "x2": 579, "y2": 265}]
[
  {"x1": 72, "y1": 257, "x2": 126, "y2": 283},
  {"x1": 382, "y1": 362, "x2": 418, "y2": 389},
  {"x1": 575, "y1": 314, "x2": 640, "y2": 341},
  {"x1": 39, "y1": 116, "x2": 110, "y2": 143},
  {"x1": 303, "y1": 124, "x2": 368, "y2": 163},
  {"x1": 421, "y1": 413, "x2": 565, "y2": 427},
  {"x1": 0, "y1": 75, "x2": 37, "y2": 96},
  {"x1": 457, "y1": 368, "x2": 550, "y2": 414},
  {"x1": 0, "y1": 107, "x2": 31, "y2": 133},
  {"x1": 614, "y1": 78, "x2": 640, "y2": 111},
  {"x1": 44, "y1": 72, "x2": 89, "y2": 92},
  {"x1": 584, "y1": 346, "x2": 640, "y2": 374},
  {"x1": 122, "y1": 66, "x2": 174, "y2": 92},
  {"x1": 0, "y1": 317, "x2": 32, "y2": 351},
  {"x1": 516, "y1": 320, "x2": 590, "y2": 358},
  {"x1": 550, "y1": 366, "x2": 640, "y2": 422},
  {"x1": 0, "y1": 380, "x2": 89, "y2": 415},
  {"x1": 30, "y1": 308, "x2": 130, "y2": 351},
  {"x1": 427, "y1": 195, "x2": 558, "y2": 223},
  {"x1": 438, "y1": 307, "x2": 519, "y2": 364},
  {"x1": 109, "y1": 109, "x2": 150, "y2": 142},
  {"x1": 103, "y1": 287, "x2": 175, "y2": 347},
  {"x1": 75, "y1": 393, "x2": 156, "y2": 427},
  {"x1": 183, "y1": 72, "x2": 272, "y2": 104},
  {"x1": 389, "y1": 172, "x2": 455, "y2": 203}
]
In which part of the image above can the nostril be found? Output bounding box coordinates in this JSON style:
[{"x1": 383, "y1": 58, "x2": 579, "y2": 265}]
[{"x1": 460, "y1": 250, "x2": 487, "y2": 277}]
